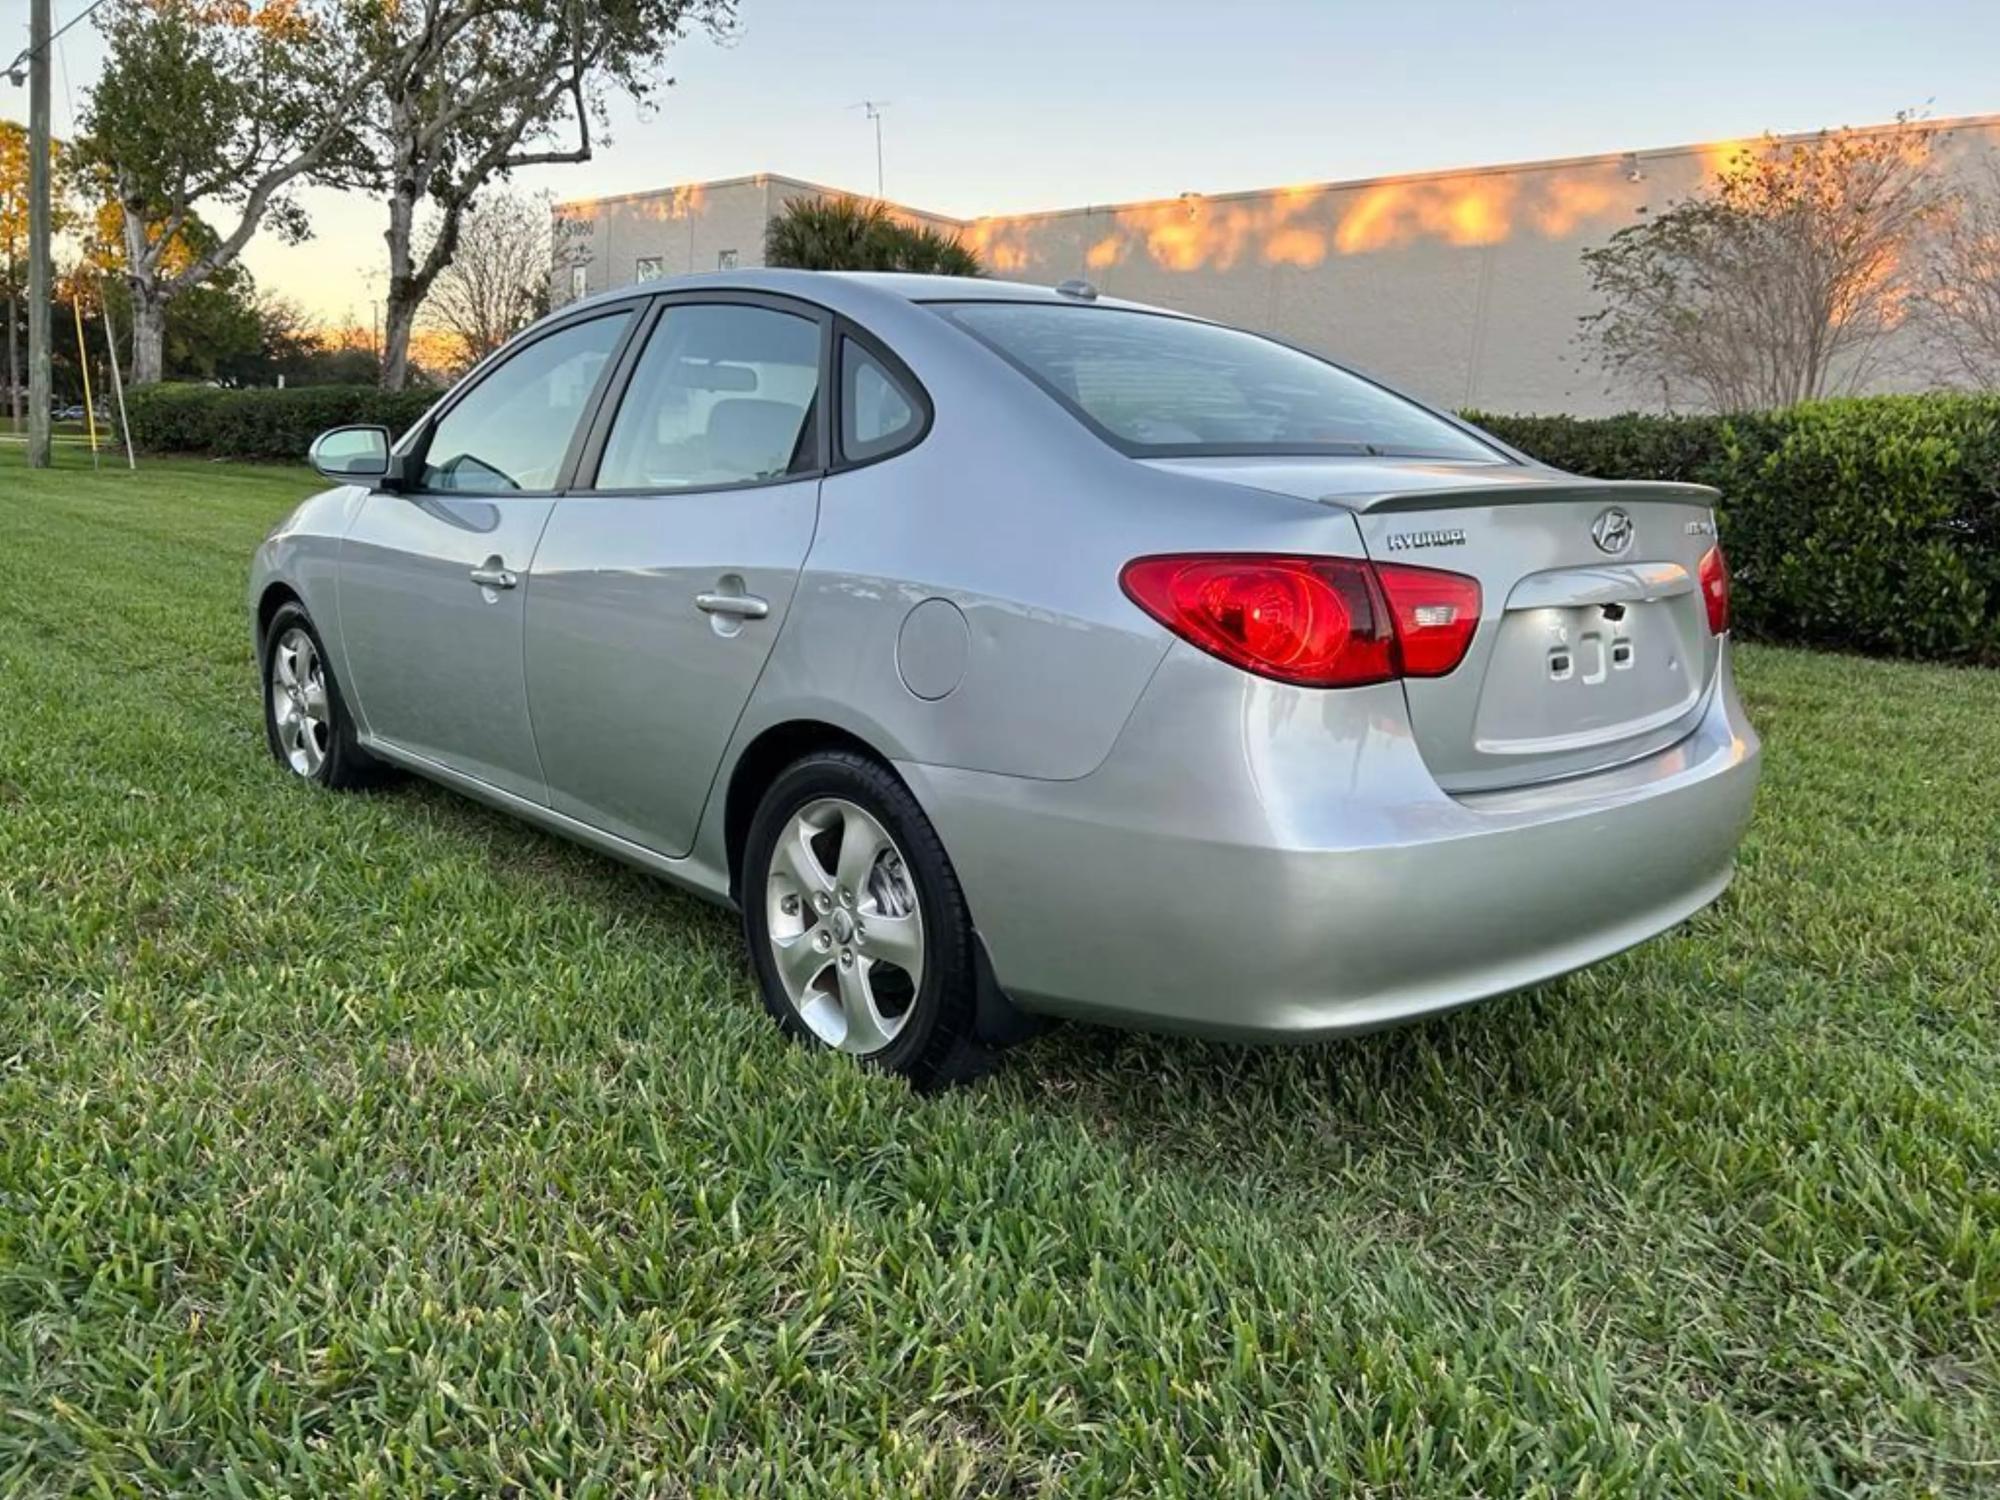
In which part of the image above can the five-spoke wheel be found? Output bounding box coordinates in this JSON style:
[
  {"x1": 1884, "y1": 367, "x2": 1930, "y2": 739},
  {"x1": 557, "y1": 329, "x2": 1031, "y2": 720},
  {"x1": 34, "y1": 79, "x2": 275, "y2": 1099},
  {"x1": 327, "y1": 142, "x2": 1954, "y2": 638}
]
[
  {"x1": 744, "y1": 751, "x2": 994, "y2": 1087},
  {"x1": 269, "y1": 626, "x2": 332, "y2": 778},
  {"x1": 260, "y1": 602, "x2": 386, "y2": 791},
  {"x1": 765, "y1": 797, "x2": 926, "y2": 1056}
]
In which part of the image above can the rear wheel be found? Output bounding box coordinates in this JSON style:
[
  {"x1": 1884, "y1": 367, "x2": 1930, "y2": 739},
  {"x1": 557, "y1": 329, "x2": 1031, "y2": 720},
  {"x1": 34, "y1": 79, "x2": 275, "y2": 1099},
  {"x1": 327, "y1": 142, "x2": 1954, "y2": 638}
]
[
  {"x1": 262, "y1": 603, "x2": 388, "y2": 791},
  {"x1": 743, "y1": 752, "x2": 993, "y2": 1089}
]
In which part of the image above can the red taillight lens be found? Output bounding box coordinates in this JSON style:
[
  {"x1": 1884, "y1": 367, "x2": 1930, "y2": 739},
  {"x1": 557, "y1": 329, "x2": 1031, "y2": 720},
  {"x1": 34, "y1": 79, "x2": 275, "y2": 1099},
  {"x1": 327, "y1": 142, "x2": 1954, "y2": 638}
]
[
  {"x1": 1374, "y1": 562, "x2": 1483, "y2": 678},
  {"x1": 1119, "y1": 554, "x2": 1481, "y2": 688},
  {"x1": 1119, "y1": 555, "x2": 1396, "y2": 687},
  {"x1": 1698, "y1": 544, "x2": 1731, "y2": 635}
]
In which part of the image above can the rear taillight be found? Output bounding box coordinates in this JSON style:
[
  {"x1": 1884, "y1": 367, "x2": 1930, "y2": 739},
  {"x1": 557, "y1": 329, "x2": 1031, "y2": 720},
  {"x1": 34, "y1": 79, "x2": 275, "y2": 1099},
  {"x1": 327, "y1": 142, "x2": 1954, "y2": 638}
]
[
  {"x1": 1698, "y1": 544, "x2": 1731, "y2": 635},
  {"x1": 1119, "y1": 554, "x2": 1480, "y2": 689},
  {"x1": 1374, "y1": 563, "x2": 1483, "y2": 678}
]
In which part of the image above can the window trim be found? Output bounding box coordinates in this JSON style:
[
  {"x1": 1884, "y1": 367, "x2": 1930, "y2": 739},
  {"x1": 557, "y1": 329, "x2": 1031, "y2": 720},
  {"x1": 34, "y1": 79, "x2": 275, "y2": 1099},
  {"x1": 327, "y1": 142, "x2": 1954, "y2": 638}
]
[
  {"x1": 402, "y1": 300, "x2": 647, "y2": 498},
  {"x1": 831, "y1": 318, "x2": 934, "y2": 471},
  {"x1": 570, "y1": 289, "x2": 836, "y2": 500},
  {"x1": 926, "y1": 299, "x2": 1513, "y2": 466}
]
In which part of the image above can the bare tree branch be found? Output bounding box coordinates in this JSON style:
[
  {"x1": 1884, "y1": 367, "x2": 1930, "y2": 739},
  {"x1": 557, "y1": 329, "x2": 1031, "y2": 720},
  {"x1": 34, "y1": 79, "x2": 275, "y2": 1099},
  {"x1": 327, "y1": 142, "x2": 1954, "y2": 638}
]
[
  {"x1": 1578, "y1": 118, "x2": 1950, "y2": 413},
  {"x1": 421, "y1": 188, "x2": 554, "y2": 375},
  {"x1": 1912, "y1": 156, "x2": 2000, "y2": 388},
  {"x1": 361, "y1": 0, "x2": 736, "y2": 388}
]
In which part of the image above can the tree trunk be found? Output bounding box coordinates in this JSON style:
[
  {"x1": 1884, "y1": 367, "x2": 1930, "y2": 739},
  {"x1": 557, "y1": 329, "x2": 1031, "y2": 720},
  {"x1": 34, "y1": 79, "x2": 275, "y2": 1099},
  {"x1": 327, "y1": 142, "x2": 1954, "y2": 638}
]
[
  {"x1": 128, "y1": 286, "x2": 166, "y2": 386},
  {"x1": 381, "y1": 290, "x2": 419, "y2": 391},
  {"x1": 6, "y1": 290, "x2": 18, "y2": 432},
  {"x1": 380, "y1": 156, "x2": 421, "y2": 390}
]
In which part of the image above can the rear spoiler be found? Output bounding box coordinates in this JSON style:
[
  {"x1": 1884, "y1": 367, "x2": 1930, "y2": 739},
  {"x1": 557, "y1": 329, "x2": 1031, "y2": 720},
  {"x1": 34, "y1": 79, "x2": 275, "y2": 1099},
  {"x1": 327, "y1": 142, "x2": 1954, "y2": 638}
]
[{"x1": 1343, "y1": 478, "x2": 1720, "y2": 515}]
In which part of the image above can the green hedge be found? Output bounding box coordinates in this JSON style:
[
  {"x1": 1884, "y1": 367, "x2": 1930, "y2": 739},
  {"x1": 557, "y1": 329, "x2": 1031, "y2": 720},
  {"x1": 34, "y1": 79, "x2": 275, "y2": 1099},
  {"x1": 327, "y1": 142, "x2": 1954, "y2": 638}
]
[
  {"x1": 1473, "y1": 396, "x2": 2000, "y2": 665},
  {"x1": 122, "y1": 383, "x2": 1999, "y2": 663},
  {"x1": 125, "y1": 384, "x2": 439, "y2": 464}
]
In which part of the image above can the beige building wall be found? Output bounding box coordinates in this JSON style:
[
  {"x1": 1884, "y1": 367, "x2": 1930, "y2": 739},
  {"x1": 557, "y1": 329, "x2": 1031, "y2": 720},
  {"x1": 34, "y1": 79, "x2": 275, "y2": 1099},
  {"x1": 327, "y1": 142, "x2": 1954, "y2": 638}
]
[
  {"x1": 554, "y1": 117, "x2": 2000, "y2": 416},
  {"x1": 552, "y1": 174, "x2": 967, "y2": 300}
]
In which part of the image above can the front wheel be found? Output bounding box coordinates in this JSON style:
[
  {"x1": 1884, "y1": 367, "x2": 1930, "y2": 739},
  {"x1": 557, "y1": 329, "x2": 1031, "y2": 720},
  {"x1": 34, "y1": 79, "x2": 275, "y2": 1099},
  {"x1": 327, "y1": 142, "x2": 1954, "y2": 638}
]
[
  {"x1": 742, "y1": 751, "x2": 994, "y2": 1089},
  {"x1": 262, "y1": 603, "x2": 389, "y2": 791}
]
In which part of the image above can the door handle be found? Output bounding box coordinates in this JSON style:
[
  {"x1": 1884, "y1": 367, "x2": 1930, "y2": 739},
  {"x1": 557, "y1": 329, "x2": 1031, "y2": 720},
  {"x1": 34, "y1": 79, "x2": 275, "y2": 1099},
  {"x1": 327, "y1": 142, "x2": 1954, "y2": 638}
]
[
  {"x1": 695, "y1": 592, "x2": 770, "y2": 620},
  {"x1": 469, "y1": 565, "x2": 517, "y2": 590}
]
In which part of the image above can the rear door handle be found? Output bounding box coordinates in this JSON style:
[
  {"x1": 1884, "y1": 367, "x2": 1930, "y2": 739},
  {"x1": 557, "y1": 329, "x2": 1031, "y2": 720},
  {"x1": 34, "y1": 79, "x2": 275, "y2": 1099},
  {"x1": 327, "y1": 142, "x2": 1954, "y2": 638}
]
[
  {"x1": 469, "y1": 565, "x2": 517, "y2": 590},
  {"x1": 695, "y1": 592, "x2": 770, "y2": 620}
]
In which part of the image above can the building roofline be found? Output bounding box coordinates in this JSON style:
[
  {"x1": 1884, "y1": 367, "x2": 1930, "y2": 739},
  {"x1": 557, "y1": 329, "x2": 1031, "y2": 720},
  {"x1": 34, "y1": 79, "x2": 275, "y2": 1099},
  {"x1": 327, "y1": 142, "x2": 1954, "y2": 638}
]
[
  {"x1": 553, "y1": 112, "x2": 2000, "y2": 226},
  {"x1": 555, "y1": 172, "x2": 969, "y2": 224},
  {"x1": 956, "y1": 112, "x2": 2000, "y2": 227}
]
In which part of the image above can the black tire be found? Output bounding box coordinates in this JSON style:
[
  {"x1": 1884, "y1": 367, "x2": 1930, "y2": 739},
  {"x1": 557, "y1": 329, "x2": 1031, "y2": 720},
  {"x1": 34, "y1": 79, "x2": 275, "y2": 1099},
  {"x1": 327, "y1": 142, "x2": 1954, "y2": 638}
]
[
  {"x1": 742, "y1": 750, "x2": 996, "y2": 1090},
  {"x1": 261, "y1": 602, "x2": 391, "y2": 792}
]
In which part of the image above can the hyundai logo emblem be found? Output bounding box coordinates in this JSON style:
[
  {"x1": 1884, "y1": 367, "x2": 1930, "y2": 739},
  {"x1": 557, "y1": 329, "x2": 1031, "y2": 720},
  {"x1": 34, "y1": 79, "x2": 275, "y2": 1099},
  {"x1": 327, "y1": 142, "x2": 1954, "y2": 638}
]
[{"x1": 1590, "y1": 507, "x2": 1635, "y2": 555}]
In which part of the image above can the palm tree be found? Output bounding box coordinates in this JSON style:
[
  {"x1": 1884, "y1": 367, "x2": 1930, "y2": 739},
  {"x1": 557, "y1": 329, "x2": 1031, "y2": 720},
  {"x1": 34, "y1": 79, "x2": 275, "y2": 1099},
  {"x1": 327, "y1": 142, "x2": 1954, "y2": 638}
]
[{"x1": 764, "y1": 196, "x2": 982, "y2": 276}]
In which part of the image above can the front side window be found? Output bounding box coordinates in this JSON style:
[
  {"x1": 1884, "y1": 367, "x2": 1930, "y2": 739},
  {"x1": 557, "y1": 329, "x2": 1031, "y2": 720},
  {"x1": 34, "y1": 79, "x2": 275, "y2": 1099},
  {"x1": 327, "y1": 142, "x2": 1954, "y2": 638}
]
[
  {"x1": 419, "y1": 313, "x2": 630, "y2": 492},
  {"x1": 594, "y1": 303, "x2": 821, "y2": 491},
  {"x1": 936, "y1": 302, "x2": 1501, "y2": 462},
  {"x1": 839, "y1": 337, "x2": 924, "y2": 463}
]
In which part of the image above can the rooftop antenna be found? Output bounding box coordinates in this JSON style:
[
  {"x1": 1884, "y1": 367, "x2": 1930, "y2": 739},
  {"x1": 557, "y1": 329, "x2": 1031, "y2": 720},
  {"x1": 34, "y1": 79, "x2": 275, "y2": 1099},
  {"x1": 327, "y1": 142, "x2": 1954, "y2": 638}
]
[{"x1": 851, "y1": 100, "x2": 889, "y2": 197}]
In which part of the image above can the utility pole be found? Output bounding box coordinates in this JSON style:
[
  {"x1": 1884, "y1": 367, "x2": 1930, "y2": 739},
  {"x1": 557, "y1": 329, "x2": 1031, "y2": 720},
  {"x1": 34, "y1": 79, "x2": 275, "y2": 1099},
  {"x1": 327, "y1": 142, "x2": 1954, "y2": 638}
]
[
  {"x1": 26, "y1": 0, "x2": 53, "y2": 468},
  {"x1": 853, "y1": 101, "x2": 888, "y2": 199}
]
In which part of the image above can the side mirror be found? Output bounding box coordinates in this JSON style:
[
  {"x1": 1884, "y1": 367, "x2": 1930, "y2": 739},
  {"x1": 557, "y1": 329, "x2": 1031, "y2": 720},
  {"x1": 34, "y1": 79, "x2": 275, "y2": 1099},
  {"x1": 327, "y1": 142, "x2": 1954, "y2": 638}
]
[{"x1": 309, "y1": 424, "x2": 394, "y2": 483}]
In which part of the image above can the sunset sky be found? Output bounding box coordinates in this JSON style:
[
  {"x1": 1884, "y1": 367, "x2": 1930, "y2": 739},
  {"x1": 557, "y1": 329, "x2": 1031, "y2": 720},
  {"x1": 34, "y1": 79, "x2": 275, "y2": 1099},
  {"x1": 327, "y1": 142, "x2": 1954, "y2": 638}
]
[{"x1": 3, "y1": 0, "x2": 1995, "y2": 323}]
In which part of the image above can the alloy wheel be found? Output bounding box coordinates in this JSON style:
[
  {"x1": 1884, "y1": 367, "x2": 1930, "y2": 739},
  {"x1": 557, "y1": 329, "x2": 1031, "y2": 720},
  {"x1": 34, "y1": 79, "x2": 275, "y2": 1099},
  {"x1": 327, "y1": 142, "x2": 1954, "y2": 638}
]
[
  {"x1": 763, "y1": 797, "x2": 926, "y2": 1055},
  {"x1": 270, "y1": 626, "x2": 332, "y2": 778}
]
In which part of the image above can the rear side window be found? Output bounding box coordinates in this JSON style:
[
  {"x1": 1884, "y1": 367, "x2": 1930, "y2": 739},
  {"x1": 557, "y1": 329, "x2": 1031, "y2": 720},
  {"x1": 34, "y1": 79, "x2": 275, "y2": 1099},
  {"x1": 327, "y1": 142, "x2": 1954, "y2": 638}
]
[
  {"x1": 839, "y1": 337, "x2": 925, "y2": 463},
  {"x1": 419, "y1": 312, "x2": 629, "y2": 492},
  {"x1": 936, "y1": 302, "x2": 1499, "y2": 463},
  {"x1": 595, "y1": 303, "x2": 821, "y2": 491}
]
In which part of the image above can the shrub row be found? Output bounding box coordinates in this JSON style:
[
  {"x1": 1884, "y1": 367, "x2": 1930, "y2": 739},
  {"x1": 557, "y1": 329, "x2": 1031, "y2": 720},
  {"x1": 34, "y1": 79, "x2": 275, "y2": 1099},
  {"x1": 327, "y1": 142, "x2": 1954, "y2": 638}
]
[
  {"x1": 1474, "y1": 396, "x2": 2000, "y2": 665},
  {"x1": 122, "y1": 383, "x2": 1999, "y2": 663},
  {"x1": 125, "y1": 384, "x2": 438, "y2": 464}
]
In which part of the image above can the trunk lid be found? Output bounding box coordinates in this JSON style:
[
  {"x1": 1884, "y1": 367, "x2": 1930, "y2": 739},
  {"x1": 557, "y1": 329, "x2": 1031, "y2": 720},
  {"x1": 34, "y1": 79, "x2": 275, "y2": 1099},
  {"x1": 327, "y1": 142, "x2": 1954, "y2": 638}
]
[{"x1": 1145, "y1": 459, "x2": 1724, "y2": 791}]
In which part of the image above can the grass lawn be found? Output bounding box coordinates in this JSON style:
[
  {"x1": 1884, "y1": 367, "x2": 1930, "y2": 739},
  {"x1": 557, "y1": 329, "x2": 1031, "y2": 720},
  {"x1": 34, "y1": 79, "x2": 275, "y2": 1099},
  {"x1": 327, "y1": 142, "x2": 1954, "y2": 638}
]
[{"x1": 1, "y1": 453, "x2": 1996, "y2": 1497}]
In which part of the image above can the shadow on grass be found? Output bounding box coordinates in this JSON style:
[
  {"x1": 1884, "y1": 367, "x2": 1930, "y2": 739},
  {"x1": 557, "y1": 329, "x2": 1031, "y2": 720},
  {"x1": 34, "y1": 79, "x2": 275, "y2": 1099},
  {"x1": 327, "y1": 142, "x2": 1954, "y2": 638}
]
[
  {"x1": 344, "y1": 760, "x2": 1624, "y2": 1183},
  {"x1": 1006, "y1": 981, "x2": 1598, "y2": 1160}
]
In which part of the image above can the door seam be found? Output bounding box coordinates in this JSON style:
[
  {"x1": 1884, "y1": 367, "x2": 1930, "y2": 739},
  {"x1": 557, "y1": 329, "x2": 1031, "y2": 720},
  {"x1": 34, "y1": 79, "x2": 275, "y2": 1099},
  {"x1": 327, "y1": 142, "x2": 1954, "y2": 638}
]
[
  {"x1": 516, "y1": 497, "x2": 566, "y2": 804},
  {"x1": 684, "y1": 475, "x2": 827, "y2": 856}
]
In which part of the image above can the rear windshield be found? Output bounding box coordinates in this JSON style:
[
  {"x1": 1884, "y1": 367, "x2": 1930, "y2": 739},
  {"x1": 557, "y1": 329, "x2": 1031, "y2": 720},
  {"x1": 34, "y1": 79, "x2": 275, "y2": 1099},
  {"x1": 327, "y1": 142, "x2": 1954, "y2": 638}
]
[{"x1": 935, "y1": 302, "x2": 1501, "y2": 463}]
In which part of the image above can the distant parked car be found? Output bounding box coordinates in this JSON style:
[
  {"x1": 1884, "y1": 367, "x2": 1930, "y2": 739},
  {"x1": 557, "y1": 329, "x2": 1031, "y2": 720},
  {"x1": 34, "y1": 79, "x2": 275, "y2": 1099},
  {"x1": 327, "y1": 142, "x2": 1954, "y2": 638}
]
[
  {"x1": 55, "y1": 404, "x2": 87, "y2": 421},
  {"x1": 250, "y1": 271, "x2": 1760, "y2": 1087}
]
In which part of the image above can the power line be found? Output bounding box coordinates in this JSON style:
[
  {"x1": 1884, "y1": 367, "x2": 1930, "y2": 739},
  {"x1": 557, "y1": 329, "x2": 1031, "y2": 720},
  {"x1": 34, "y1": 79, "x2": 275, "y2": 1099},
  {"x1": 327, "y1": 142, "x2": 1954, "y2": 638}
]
[{"x1": 6, "y1": 0, "x2": 114, "y2": 86}]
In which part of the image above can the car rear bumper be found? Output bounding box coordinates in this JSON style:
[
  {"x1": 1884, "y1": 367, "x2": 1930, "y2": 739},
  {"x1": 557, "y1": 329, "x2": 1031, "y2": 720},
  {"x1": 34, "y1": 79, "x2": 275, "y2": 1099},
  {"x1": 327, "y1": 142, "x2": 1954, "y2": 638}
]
[{"x1": 900, "y1": 640, "x2": 1760, "y2": 1040}]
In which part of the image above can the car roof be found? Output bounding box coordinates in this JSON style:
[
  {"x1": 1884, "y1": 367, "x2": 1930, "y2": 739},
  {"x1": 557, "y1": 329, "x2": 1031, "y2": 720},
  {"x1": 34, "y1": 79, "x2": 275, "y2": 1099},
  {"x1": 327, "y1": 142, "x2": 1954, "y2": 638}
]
[{"x1": 560, "y1": 269, "x2": 1186, "y2": 321}]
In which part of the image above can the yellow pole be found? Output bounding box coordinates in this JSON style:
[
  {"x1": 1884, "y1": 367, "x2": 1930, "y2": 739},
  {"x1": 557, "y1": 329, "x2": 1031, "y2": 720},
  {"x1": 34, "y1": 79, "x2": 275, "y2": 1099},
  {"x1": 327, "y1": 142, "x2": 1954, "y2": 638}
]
[{"x1": 71, "y1": 293, "x2": 99, "y2": 456}]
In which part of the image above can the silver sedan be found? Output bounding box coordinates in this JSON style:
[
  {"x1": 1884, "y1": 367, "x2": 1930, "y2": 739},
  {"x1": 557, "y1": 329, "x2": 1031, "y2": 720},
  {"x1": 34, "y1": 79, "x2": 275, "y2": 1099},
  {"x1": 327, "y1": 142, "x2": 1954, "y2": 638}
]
[{"x1": 250, "y1": 271, "x2": 1760, "y2": 1087}]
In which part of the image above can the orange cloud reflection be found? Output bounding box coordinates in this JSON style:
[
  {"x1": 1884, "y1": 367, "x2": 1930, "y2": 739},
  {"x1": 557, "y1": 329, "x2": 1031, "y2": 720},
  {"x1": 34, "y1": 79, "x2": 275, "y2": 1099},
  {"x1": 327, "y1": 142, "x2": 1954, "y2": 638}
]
[
  {"x1": 968, "y1": 161, "x2": 1641, "y2": 280},
  {"x1": 1335, "y1": 176, "x2": 1519, "y2": 254},
  {"x1": 1531, "y1": 176, "x2": 1619, "y2": 236},
  {"x1": 964, "y1": 219, "x2": 1033, "y2": 272},
  {"x1": 1697, "y1": 139, "x2": 1757, "y2": 184}
]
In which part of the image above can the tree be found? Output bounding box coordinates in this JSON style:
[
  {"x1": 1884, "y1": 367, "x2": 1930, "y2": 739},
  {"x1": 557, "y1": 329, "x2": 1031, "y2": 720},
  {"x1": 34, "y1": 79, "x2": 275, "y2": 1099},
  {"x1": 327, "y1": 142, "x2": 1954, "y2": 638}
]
[
  {"x1": 422, "y1": 188, "x2": 553, "y2": 374},
  {"x1": 1578, "y1": 118, "x2": 1948, "y2": 412},
  {"x1": 1913, "y1": 157, "x2": 2000, "y2": 388},
  {"x1": 230, "y1": 290, "x2": 360, "y2": 386},
  {"x1": 765, "y1": 195, "x2": 983, "y2": 275},
  {"x1": 79, "y1": 0, "x2": 382, "y2": 384},
  {"x1": 352, "y1": 0, "x2": 735, "y2": 390},
  {"x1": 3, "y1": 119, "x2": 75, "y2": 428},
  {"x1": 3, "y1": 119, "x2": 30, "y2": 430}
]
